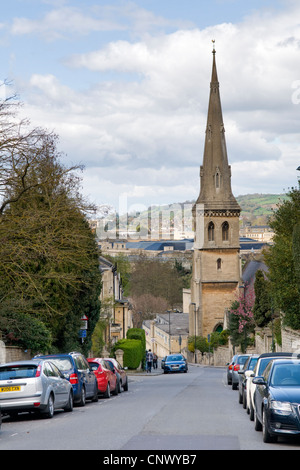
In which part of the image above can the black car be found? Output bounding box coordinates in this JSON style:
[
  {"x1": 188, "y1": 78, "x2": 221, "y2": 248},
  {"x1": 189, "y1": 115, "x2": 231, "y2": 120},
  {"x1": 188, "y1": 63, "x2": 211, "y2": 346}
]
[{"x1": 253, "y1": 358, "x2": 300, "y2": 443}]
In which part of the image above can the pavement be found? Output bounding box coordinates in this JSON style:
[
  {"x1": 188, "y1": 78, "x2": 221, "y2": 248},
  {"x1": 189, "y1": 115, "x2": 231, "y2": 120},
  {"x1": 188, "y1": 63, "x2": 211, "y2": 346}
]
[{"x1": 127, "y1": 367, "x2": 163, "y2": 376}]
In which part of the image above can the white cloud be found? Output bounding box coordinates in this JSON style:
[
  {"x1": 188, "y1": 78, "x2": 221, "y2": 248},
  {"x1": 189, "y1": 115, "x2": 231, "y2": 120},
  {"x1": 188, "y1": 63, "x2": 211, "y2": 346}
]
[
  {"x1": 16, "y1": 1, "x2": 300, "y2": 210},
  {"x1": 11, "y1": 6, "x2": 125, "y2": 40}
]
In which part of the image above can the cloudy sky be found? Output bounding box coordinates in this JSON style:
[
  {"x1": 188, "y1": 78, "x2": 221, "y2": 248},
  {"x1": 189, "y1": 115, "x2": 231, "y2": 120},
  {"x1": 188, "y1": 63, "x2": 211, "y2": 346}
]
[{"x1": 1, "y1": 0, "x2": 300, "y2": 215}]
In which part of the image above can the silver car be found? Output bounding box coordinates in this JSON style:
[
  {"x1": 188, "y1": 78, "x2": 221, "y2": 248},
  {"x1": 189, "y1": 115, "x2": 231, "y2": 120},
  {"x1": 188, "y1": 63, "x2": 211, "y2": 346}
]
[{"x1": 0, "y1": 359, "x2": 73, "y2": 419}]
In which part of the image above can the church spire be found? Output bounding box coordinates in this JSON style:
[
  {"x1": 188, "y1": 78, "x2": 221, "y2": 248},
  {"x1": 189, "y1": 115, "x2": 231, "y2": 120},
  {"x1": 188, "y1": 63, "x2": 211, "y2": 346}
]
[{"x1": 196, "y1": 42, "x2": 240, "y2": 213}]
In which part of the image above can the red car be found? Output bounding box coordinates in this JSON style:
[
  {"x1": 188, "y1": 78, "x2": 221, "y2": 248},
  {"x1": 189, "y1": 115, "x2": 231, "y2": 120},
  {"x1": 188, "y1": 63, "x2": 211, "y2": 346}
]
[
  {"x1": 103, "y1": 358, "x2": 128, "y2": 392},
  {"x1": 87, "y1": 358, "x2": 118, "y2": 398}
]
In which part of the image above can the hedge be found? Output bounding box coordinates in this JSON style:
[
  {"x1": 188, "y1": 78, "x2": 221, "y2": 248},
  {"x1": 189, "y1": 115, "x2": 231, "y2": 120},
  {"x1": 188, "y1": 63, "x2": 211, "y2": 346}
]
[
  {"x1": 126, "y1": 328, "x2": 146, "y2": 352},
  {"x1": 112, "y1": 338, "x2": 143, "y2": 369}
]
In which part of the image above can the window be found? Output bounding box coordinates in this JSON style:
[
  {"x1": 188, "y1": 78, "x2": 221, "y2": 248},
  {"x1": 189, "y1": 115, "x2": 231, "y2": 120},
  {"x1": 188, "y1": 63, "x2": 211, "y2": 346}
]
[
  {"x1": 222, "y1": 221, "x2": 229, "y2": 241},
  {"x1": 208, "y1": 222, "x2": 214, "y2": 241},
  {"x1": 215, "y1": 167, "x2": 221, "y2": 189},
  {"x1": 217, "y1": 258, "x2": 222, "y2": 270}
]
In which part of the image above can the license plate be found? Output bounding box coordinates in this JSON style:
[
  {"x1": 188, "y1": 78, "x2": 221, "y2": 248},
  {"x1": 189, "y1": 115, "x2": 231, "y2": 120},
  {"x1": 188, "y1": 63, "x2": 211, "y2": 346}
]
[{"x1": 0, "y1": 386, "x2": 21, "y2": 392}]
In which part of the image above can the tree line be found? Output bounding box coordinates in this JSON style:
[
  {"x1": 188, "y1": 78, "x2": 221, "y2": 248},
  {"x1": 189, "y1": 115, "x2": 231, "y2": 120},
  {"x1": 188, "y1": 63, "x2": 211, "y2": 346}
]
[{"x1": 0, "y1": 92, "x2": 102, "y2": 355}]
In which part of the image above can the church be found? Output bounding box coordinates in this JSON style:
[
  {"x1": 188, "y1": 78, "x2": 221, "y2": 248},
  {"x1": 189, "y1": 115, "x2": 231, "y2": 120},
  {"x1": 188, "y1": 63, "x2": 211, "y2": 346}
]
[{"x1": 189, "y1": 43, "x2": 242, "y2": 338}]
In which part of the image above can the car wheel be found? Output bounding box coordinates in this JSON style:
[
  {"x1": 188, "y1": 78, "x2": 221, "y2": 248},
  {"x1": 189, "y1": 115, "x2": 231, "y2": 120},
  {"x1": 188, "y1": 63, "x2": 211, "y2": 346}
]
[
  {"x1": 64, "y1": 391, "x2": 74, "y2": 412},
  {"x1": 78, "y1": 386, "x2": 86, "y2": 406},
  {"x1": 123, "y1": 378, "x2": 128, "y2": 391},
  {"x1": 238, "y1": 390, "x2": 243, "y2": 404},
  {"x1": 232, "y1": 382, "x2": 238, "y2": 390},
  {"x1": 249, "y1": 401, "x2": 254, "y2": 421},
  {"x1": 118, "y1": 379, "x2": 122, "y2": 393},
  {"x1": 92, "y1": 383, "x2": 99, "y2": 402},
  {"x1": 104, "y1": 383, "x2": 110, "y2": 399},
  {"x1": 43, "y1": 394, "x2": 54, "y2": 419},
  {"x1": 262, "y1": 408, "x2": 277, "y2": 443},
  {"x1": 254, "y1": 406, "x2": 262, "y2": 431},
  {"x1": 112, "y1": 382, "x2": 119, "y2": 396}
]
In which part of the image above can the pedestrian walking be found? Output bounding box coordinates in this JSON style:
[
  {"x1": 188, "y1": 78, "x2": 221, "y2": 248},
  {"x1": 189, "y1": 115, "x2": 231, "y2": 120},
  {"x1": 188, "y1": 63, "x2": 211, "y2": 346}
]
[
  {"x1": 146, "y1": 349, "x2": 153, "y2": 373},
  {"x1": 153, "y1": 353, "x2": 158, "y2": 369}
]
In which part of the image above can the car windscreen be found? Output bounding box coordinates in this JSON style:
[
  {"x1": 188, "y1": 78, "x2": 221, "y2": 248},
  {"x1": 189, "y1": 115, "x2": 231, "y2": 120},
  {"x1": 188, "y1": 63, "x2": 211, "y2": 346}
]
[
  {"x1": 271, "y1": 363, "x2": 300, "y2": 386},
  {"x1": 248, "y1": 357, "x2": 258, "y2": 370},
  {"x1": 0, "y1": 364, "x2": 38, "y2": 380},
  {"x1": 47, "y1": 358, "x2": 73, "y2": 371},
  {"x1": 166, "y1": 356, "x2": 184, "y2": 361},
  {"x1": 237, "y1": 356, "x2": 249, "y2": 365},
  {"x1": 88, "y1": 362, "x2": 100, "y2": 371}
]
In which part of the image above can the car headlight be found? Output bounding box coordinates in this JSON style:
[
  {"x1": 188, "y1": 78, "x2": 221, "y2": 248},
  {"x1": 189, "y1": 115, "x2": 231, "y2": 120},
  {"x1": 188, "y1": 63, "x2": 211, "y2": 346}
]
[{"x1": 270, "y1": 401, "x2": 292, "y2": 414}]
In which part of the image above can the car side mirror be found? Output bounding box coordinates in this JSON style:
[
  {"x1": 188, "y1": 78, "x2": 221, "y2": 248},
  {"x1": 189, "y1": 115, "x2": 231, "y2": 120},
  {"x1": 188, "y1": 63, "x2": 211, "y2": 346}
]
[{"x1": 252, "y1": 376, "x2": 266, "y2": 386}]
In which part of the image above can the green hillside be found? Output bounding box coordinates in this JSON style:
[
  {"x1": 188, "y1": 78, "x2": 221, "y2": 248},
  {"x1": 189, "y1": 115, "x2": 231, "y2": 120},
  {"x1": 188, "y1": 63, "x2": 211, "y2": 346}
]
[
  {"x1": 117, "y1": 193, "x2": 288, "y2": 232},
  {"x1": 236, "y1": 193, "x2": 288, "y2": 225}
]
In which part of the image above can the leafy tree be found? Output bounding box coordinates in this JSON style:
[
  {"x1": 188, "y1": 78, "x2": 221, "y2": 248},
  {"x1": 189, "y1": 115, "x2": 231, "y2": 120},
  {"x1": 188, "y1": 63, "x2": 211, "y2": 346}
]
[
  {"x1": 0, "y1": 131, "x2": 102, "y2": 352},
  {"x1": 253, "y1": 270, "x2": 272, "y2": 327},
  {"x1": 264, "y1": 187, "x2": 300, "y2": 329},
  {"x1": 0, "y1": 307, "x2": 52, "y2": 354}
]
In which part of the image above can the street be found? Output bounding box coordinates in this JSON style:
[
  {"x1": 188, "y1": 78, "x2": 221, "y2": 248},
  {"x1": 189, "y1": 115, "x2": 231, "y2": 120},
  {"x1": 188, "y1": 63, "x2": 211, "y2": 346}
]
[{"x1": 1, "y1": 364, "x2": 300, "y2": 451}]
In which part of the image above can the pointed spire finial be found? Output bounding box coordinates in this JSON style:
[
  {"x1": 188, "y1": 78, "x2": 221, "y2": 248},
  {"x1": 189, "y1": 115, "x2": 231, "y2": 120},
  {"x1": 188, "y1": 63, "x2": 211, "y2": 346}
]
[{"x1": 212, "y1": 39, "x2": 216, "y2": 53}]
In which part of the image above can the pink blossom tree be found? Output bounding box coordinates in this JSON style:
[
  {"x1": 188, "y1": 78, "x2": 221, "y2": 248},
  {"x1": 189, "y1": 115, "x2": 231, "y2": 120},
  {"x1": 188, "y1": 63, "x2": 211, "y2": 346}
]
[{"x1": 229, "y1": 284, "x2": 255, "y2": 352}]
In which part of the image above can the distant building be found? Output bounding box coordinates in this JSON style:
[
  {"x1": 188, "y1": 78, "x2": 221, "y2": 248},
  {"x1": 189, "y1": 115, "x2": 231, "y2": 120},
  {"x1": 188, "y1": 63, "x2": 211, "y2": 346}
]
[
  {"x1": 99, "y1": 256, "x2": 133, "y2": 345},
  {"x1": 143, "y1": 312, "x2": 189, "y2": 357},
  {"x1": 240, "y1": 225, "x2": 274, "y2": 243}
]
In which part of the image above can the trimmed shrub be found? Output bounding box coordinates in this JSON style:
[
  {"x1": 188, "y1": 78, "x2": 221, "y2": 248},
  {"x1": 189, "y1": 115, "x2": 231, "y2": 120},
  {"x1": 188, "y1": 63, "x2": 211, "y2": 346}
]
[
  {"x1": 112, "y1": 338, "x2": 143, "y2": 369},
  {"x1": 127, "y1": 328, "x2": 146, "y2": 352}
]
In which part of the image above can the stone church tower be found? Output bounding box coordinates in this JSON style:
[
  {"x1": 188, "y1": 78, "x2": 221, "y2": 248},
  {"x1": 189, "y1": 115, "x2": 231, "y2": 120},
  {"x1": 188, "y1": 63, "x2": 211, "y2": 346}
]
[{"x1": 189, "y1": 44, "x2": 242, "y2": 338}]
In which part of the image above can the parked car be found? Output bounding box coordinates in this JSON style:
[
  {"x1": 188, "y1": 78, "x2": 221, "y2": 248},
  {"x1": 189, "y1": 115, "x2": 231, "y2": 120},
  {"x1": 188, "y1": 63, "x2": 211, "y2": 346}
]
[
  {"x1": 247, "y1": 352, "x2": 294, "y2": 421},
  {"x1": 238, "y1": 354, "x2": 259, "y2": 407},
  {"x1": 87, "y1": 358, "x2": 118, "y2": 398},
  {"x1": 162, "y1": 354, "x2": 188, "y2": 374},
  {"x1": 230, "y1": 354, "x2": 250, "y2": 390},
  {"x1": 103, "y1": 358, "x2": 128, "y2": 392},
  {"x1": 0, "y1": 359, "x2": 73, "y2": 419},
  {"x1": 35, "y1": 352, "x2": 98, "y2": 406},
  {"x1": 227, "y1": 354, "x2": 238, "y2": 385},
  {"x1": 0, "y1": 407, "x2": 2, "y2": 429},
  {"x1": 253, "y1": 358, "x2": 300, "y2": 443}
]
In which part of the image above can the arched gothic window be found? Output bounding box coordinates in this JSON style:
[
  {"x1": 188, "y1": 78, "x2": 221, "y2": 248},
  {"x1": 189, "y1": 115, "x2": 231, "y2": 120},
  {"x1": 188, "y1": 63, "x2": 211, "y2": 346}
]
[
  {"x1": 208, "y1": 222, "x2": 214, "y2": 241},
  {"x1": 217, "y1": 258, "x2": 222, "y2": 270},
  {"x1": 222, "y1": 221, "x2": 229, "y2": 241}
]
